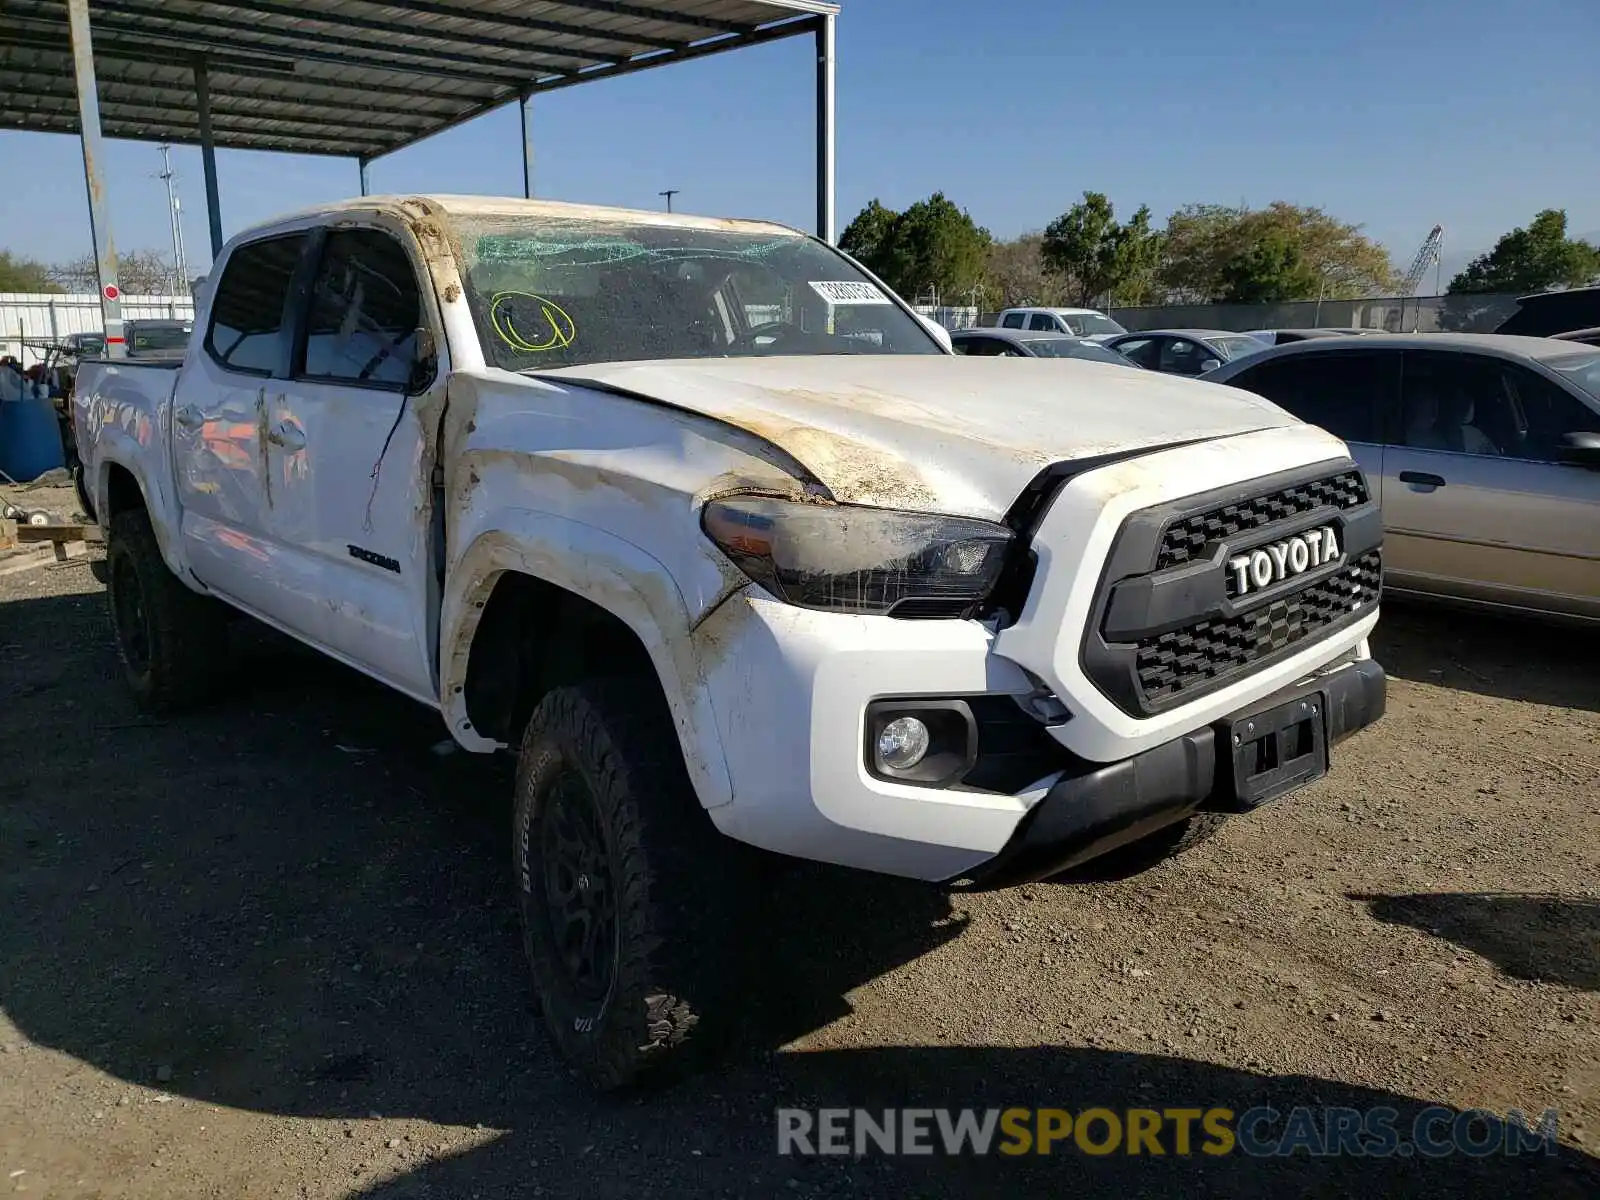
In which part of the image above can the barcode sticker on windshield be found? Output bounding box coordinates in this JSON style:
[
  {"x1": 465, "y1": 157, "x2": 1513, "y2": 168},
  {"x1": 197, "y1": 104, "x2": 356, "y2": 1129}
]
[{"x1": 809, "y1": 280, "x2": 892, "y2": 305}]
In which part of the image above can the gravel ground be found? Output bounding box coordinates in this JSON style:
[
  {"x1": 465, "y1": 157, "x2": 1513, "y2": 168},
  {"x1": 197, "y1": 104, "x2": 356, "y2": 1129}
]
[{"x1": 0, "y1": 537, "x2": 1596, "y2": 1198}]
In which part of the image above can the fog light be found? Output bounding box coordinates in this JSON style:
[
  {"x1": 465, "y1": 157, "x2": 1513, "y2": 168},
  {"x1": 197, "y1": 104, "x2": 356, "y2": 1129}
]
[{"x1": 876, "y1": 716, "x2": 931, "y2": 771}]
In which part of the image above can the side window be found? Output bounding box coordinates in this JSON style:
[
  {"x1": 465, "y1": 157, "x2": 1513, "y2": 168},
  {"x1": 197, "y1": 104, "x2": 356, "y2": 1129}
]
[
  {"x1": 1001, "y1": 312, "x2": 1026, "y2": 329},
  {"x1": 1160, "y1": 338, "x2": 1205, "y2": 374},
  {"x1": 1400, "y1": 352, "x2": 1510, "y2": 457},
  {"x1": 1027, "y1": 313, "x2": 1057, "y2": 332},
  {"x1": 1499, "y1": 365, "x2": 1600, "y2": 461},
  {"x1": 300, "y1": 229, "x2": 424, "y2": 390},
  {"x1": 1116, "y1": 338, "x2": 1159, "y2": 369},
  {"x1": 205, "y1": 234, "x2": 307, "y2": 376},
  {"x1": 1228, "y1": 353, "x2": 1384, "y2": 444}
]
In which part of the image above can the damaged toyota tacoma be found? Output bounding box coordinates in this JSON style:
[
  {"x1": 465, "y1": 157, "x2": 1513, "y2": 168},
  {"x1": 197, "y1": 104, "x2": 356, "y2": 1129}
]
[{"x1": 73, "y1": 195, "x2": 1386, "y2": 1089}]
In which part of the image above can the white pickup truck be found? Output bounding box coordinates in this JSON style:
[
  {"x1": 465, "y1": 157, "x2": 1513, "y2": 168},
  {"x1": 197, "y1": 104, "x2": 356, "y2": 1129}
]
[{"x1": 74, "y1": 194, "x2": 1386, "y2": 1089}]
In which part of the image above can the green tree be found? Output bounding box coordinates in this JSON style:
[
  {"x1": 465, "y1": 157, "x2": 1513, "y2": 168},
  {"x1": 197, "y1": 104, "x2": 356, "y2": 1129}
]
[
  {"x1": 838, "y1": 199, "x2": 899, "y2": 280},
  {"x1": 838, "y1": 194, "x2": 991, "y2": 303},
  {"x1": 1217, "y1": 232, "x2": 1321, "y2": 303},
  {"x1": 1161, "y1": 202, "x2": 1396, "y2": 302},
  {"x1": 1447, "y1": 209, "x2": 1600, "y2": 295},
  {"x1": 1041, "y1": 192, "x2": 1162, "y2": 306},
  {"x1": 0, "y1": 250, "x2": 62, "y2": 293}
]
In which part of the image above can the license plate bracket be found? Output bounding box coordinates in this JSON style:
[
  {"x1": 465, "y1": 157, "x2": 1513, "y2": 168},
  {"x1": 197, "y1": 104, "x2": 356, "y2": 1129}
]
[{"x1": 1217, "y1": 692, "x2": 1328, "y2": 809}]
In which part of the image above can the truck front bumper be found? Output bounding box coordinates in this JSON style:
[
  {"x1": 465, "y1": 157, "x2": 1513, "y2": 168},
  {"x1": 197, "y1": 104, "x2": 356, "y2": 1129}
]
[
  {"x1": 963, "y1": 656, "x2": 1386, "y2": 888},
  {"x1": 692, "y1": 587, "x2": 1383, "y2": 884}
]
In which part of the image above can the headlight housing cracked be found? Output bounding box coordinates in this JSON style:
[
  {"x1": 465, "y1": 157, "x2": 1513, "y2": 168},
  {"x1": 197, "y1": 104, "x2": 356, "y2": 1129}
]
[{"x1": 702, "y1": 495, "x2": 1013, "y2": 618}]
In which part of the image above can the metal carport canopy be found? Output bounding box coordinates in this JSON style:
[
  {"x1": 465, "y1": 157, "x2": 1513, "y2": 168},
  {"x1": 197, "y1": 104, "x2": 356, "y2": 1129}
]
[{"x1": 2, "y1": 1, "x2": 839, "y2": 354}]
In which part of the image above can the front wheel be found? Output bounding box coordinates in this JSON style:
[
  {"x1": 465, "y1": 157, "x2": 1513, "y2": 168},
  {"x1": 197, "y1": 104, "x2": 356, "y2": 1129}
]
[
  {"x1": 106, "y1": 509, "x2": 229, "y2": 713},
  {"x1": 513, "y1": 681, "x2": 740, "y2": 1091}
]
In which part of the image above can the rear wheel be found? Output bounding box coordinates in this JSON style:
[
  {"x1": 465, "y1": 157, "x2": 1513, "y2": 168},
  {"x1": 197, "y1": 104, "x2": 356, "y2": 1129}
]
[
  {"x1": 106, "y1": 509, "x2": 229, "y2": 712},
  {"x1": 513, "y1": 680, "x2": 742, "y2": 1091}
]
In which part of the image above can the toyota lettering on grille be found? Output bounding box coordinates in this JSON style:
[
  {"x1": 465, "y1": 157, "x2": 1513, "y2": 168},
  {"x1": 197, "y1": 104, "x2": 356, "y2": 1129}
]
[{"x1": 1228, "y1": 526, "x2": 1341, "y2": 596}]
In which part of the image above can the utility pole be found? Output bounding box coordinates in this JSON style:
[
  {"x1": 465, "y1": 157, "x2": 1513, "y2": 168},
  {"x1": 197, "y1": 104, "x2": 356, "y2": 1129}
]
[
  {"x1": 155, "y1": 144, "x2": 188, "y2": 295},
  {"x1": 659, "y1": 189, "x2": 679, "y2": 213}
]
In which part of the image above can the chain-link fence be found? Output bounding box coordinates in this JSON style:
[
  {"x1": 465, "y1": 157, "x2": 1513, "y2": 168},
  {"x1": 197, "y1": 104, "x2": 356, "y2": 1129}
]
[
  {"x1": 1099, "y1": 293, "x2": 1524, "y2": 335},
  {"x1": 911, "y1": 306, "x2": 979, "y2": 331}
]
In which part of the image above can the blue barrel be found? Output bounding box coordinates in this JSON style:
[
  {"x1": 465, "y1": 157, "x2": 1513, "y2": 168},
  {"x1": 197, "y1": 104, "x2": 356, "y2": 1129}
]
[{"x1": 0, "y1": 395, "x2": 67, "y2": 482}]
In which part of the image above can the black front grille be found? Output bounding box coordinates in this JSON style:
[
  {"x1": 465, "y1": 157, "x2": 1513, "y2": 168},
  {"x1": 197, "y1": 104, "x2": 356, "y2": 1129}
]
[
  {"x1": 1155, "y1": 471, "x2": 1369, "y2": 570},
  {"x1": 1134, "y1": 550, "x2": 1382, "y2": 704}
]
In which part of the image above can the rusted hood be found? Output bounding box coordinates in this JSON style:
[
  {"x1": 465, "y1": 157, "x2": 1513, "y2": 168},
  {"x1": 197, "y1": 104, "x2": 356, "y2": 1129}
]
[{"x1": 533, "y1": 355, "x2": 1297, "y2": 519}]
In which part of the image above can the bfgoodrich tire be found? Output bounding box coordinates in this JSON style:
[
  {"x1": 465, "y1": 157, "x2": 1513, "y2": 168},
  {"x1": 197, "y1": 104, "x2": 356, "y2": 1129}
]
[
  {"x1": 106, "y1": 509, "x2": 229, "y2": 713},
  {"x1": 513, "y1": 681, "x2": 740, "y2": 1091}
]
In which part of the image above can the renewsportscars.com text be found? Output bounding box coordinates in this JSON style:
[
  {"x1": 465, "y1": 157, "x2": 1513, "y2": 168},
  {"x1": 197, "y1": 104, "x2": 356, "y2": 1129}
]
[{"x1": 776, "y1": 1105, "x2": 1560, "y2": 1158}]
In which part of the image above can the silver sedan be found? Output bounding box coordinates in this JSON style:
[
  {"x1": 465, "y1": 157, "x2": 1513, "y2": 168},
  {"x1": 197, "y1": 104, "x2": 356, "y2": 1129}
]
[{"x1": 1207, "y1": 333, "x2": 1600, "y2": 624}]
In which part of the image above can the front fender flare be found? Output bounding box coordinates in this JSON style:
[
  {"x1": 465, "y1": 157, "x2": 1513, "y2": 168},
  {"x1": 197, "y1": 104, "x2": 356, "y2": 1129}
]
[{"x1": 439, "y1": 512, "x2": 735, "y2": 811}]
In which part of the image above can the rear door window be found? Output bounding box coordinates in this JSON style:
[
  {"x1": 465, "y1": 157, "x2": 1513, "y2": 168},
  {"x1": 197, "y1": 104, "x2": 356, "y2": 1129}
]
[
  {"x1": 204, "y1": 233, "x2": 308, "y2": 376},
  {"x1": 1001, "y1": 312, "x2": 1025, "y2": 329},
  {"x1": 1224, "y1": 351, "x2": 1388, "y2": 444},
  {"x1": 1027, "y1": 313, "x2": 1058, "y2": 332},
  {"x1": 1160, "y1": 338, "x2": 1207, "y2": 374}
]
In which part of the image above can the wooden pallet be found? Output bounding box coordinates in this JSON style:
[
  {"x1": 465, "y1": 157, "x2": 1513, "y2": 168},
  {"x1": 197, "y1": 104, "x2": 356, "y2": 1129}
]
[{"x1": 13, "y1": 521, "x2": 104, "y2": 561}]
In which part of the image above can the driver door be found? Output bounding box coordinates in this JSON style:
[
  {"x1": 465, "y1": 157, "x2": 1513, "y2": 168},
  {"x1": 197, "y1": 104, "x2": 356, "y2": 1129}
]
[
  {"x1": 260, "y1": 225, "x2": 443, "y2": 701},
  {"x1": 1383, "y1": 350, "x2": 1600, "y2": 619}
]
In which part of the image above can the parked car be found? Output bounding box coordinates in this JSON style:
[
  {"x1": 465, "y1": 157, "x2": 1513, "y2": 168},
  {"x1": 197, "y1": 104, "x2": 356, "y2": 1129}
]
[
  {"x1": 1494, "y1": 285, "x2": 1600, "y2": 337},
  {"x1": 950, "y1": 327, "x2": 1140, "y2": 366},
  {"x1": 1246, "y1": 328, "x2": 1380, "y2": 345},
  {"x1": 75, "y1": 194, "x2": 1386, "y2": 1090},
  {"x1": 1551, "y1": 326, "x2": 1600, "y2": 347},
  {"x1": 1208, "y1": 333, "x2": 1600, "y2": 623},
  {"x1": 125, "y1": 318, "x2": 194, "y2": 360},
  {"x1": 1105, "y1": 329, "x2": 1268, "y2": 376},
  {"x1": 62, "y1": 331, "x2": 106, "y2": 358},
  {"x1": 993, "y1": 306, "x2": 1127, "y2": 341}
]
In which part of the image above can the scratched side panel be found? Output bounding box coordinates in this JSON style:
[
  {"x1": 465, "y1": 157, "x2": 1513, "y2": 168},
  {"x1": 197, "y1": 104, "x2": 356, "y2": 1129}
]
[{"x1": 434, "y1": 371, "x2": 814, "y2": 805}]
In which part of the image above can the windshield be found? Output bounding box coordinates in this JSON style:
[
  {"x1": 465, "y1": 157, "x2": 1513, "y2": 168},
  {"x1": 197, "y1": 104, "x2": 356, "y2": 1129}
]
[
  {"x1": 1058, "y1": 312, "x2": 1127, "y2": 336},
  {"x1": 450, "y1": 213, "x2": 942, "y2": 370},
  {"x1": 1210, "y1": 335, "x2": 1267, "y2": 360},
  {"x1": 1546, "y1": 352, "x2": 1600, "y2": 399},
  {"x1": 1021, "y1": 338, "x2": 1134, "y2": 365}
]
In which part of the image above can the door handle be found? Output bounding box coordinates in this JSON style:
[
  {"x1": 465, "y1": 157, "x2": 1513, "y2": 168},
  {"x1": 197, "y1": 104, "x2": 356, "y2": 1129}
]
[
  {"x1": 1399, "y1": 470, "x2": 1446, "y2": 488},
  {"x1": 266, "y1": 421, "x2": 306, "y2": 452},
  {"x1": 174, "y1": 404, "x2": 205, "y2": 428}
]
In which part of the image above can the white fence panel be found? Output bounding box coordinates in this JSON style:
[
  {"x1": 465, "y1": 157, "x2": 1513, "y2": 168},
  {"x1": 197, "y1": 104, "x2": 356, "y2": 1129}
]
[{"x1": 0, "y1": 293, "x2": 197, "y2": 365}]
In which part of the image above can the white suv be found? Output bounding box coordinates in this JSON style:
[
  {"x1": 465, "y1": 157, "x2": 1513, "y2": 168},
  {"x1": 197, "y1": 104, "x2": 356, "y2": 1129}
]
[{"x1": 996, "y1": 306, "x2": 1128, "y2": 342}]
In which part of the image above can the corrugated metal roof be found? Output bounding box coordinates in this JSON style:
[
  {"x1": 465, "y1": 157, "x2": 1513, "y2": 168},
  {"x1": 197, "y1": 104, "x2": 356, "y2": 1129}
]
[{"x1": 0, "y1": 1, "x2": 838, "y2": 160}]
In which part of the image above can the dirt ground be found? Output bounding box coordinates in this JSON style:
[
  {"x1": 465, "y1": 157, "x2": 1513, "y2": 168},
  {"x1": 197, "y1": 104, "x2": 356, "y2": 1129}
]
[{"x1": 1, "y1": 522, "x2": 1596, "y2": 1198}]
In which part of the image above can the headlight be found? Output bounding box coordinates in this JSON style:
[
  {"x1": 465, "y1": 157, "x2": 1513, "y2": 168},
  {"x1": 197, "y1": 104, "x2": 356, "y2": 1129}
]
[{"x1": 701, "y1": 495, "x2": 1013, "y2": 617}]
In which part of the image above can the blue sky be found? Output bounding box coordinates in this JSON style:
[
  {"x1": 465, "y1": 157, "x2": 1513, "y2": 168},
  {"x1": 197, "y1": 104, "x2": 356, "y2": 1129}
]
[{"x1": 1, "y1": 0, "x2": 1596, "y2": 280}]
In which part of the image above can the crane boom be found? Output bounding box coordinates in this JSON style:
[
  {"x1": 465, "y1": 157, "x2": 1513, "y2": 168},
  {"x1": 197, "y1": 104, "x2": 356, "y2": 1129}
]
[{"x1": 1400, "y1": 225, "x2": 1445, "y2": 297}]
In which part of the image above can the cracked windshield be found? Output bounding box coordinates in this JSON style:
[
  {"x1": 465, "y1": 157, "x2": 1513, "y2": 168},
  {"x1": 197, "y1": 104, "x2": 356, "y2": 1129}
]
[{"x1": 452, "y1": 215, "x2": 943, "y2": 370}]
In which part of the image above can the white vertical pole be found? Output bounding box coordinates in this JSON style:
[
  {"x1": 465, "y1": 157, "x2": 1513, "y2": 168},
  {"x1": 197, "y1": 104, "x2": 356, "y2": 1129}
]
[{"x1": 815, "y1": 14, "x2": 836, "y2": 244}]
